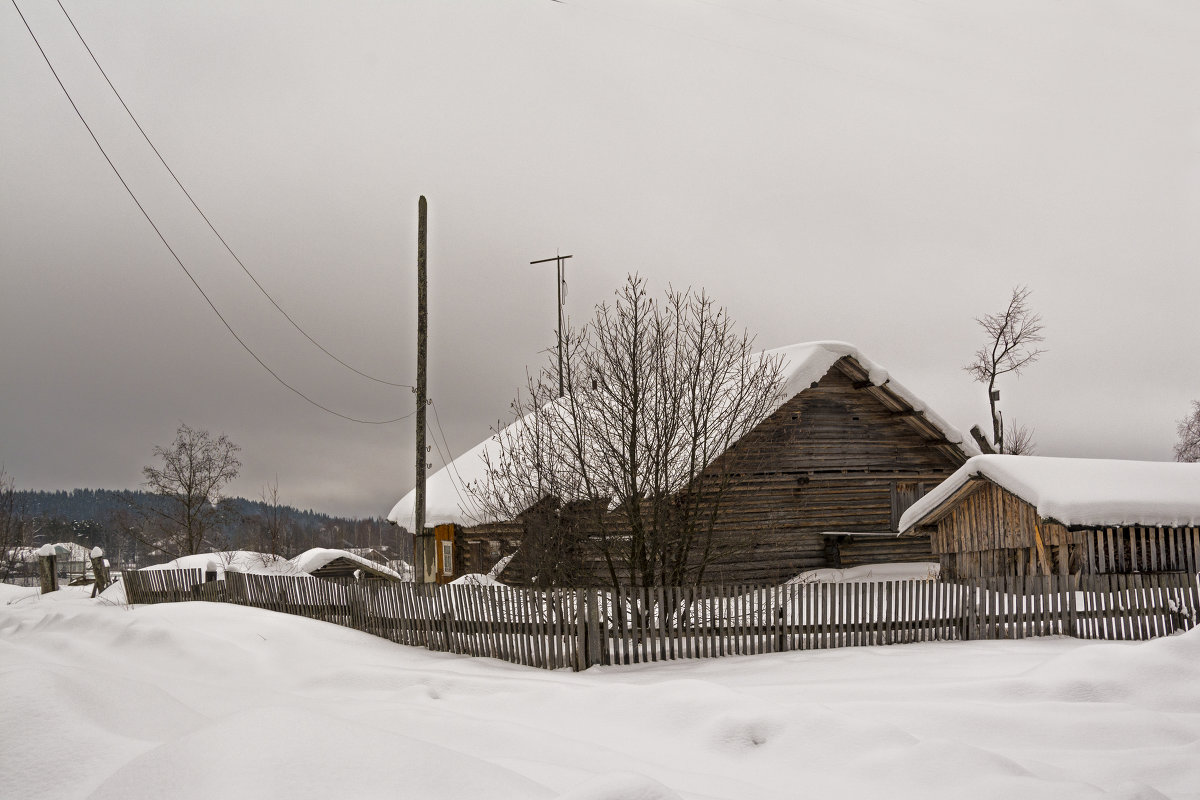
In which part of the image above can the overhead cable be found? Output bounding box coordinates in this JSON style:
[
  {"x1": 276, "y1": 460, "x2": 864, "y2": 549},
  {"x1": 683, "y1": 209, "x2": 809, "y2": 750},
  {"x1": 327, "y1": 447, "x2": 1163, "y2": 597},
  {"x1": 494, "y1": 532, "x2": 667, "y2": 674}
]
[
  {"x1": 11, "y1": 0, "x2": 413, "y2": 425},
  {"x1": 54, "y1": 0, "x2": 413, "y2": 390}
]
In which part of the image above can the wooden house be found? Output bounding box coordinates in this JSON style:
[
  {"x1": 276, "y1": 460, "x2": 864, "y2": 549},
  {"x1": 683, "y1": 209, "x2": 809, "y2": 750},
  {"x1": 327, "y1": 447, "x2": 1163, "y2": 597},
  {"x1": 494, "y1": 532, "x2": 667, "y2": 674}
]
[
  {"x1": 389, "y1": 342, "x2": 980, "y2": 585},
  {"x1": 897, "y1": 455, "x2": 1200, "y2": 580}
]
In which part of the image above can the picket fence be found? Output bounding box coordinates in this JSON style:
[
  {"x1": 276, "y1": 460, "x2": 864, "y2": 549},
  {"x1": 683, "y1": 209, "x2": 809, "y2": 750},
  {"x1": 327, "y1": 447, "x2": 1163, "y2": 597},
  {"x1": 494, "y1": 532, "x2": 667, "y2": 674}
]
[{"x1": 120, "y1": 569, "x2": 1200, "y2": 671}]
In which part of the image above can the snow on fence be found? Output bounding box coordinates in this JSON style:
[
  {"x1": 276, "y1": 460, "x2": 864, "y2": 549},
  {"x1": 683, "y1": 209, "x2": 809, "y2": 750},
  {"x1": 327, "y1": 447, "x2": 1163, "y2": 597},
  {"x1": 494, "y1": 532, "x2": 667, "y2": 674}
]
[{"x1": 118, "y1": 571, "x2": 1200, "y2": 671}]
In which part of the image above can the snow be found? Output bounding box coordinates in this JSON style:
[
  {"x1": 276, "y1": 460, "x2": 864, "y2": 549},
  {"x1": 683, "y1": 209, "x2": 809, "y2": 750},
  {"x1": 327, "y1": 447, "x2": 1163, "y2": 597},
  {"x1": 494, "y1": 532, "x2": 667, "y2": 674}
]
[
  {"x1": 451, "y1": 572, "x2": 504, "y2": 586},
  {"x1": 389, "y1": 341, "x2": 978, "y2": 528},
  {"x1": 90, "y1": 546, "x2": 104, "y2": 559},
  {"x1": 4, "y1": 583, "x2": 1200, "y2": 799},
  {"x1": 787, "y1": 561, "x2": 939, "y2": 585},
  {"x1": 142, "y1": 551, "x2": 305, "y2": 577},
  {"x1": 290, "y1": 547, "x2": 406, "y2": 581},
  {"x1": 899, "y1": 455, "x2": 1200, "y2": 533},
  {"x1": 35, "y1": 543, "x2": 56, "y2": 557}
]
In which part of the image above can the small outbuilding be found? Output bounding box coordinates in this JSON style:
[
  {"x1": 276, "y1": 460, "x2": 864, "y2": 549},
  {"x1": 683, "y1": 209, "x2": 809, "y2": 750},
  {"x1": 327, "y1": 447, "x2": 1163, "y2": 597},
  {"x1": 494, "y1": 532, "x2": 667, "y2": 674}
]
[
  {"x1": 898, "y1": 455, "x2": 1200, "y2": 580},
  {"x1": 291, "y1": 548, "x2": 408, "y2": 582}
]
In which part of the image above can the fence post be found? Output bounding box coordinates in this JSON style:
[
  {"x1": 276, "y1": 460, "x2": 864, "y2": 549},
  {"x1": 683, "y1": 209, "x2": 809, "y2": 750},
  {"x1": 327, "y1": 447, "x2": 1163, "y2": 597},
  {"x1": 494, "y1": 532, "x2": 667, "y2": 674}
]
[
  {"x1": 574, "y1": 590, "x2": 588, "y2": 671},
  {"x1": 1067, "y1": 574, "x2": 1079, "y2": 638},
  {"x1": 89, "y1": 547, "x2": 111, "y2": 597},
  {"x1": 36, "y1": 545, "x2": 58, "y2": 594},
  {"x1": 586, "y1": 588, "x2": 603, "y2": 667}
]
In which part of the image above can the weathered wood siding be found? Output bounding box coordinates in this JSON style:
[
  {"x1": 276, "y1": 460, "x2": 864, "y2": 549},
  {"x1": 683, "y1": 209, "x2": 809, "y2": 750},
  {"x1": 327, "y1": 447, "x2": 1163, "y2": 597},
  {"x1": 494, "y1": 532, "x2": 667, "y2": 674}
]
[
  {"x1": 925, "y1": 479, "x2": 1200, "y2": 579},
  {"x1": 694, "y1": 360, "x2": 965, "y2": 584},
  {"x1": 454, "y1": 357, "x2": 968, "y2": 586},
  {"x1": 831, "y1": 534, "x2": 936, "y2": 569},
  {"x1": 454, "y1": 520, "x2": 523, "y2": 578}
]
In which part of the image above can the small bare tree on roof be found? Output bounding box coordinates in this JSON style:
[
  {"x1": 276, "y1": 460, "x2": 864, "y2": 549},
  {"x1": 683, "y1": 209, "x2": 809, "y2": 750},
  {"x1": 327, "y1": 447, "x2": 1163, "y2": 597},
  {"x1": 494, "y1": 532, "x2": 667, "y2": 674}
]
[
  {"x1": 1176, "y1": 400, "x2": 1200, "y2": 463},
  {"x1": 136, "y1": 423, "x2": 242, "y2": 558},
  {"x1": 964, "y1": 286, "x2": 1046, "y2": 454}
]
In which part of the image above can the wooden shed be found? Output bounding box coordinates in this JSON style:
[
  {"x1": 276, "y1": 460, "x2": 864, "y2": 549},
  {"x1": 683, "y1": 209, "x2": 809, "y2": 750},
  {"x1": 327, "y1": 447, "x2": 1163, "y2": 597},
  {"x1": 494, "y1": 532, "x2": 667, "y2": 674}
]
[
  {"x1": 291, "y1": 548, "x2": 407, "y2": 583},
  {"x1": 898, "y1": 455, "x2": 1200, "y2": 580},
  {"x1": 389, "y1": 341, "x2": 980, "y2": 585}
]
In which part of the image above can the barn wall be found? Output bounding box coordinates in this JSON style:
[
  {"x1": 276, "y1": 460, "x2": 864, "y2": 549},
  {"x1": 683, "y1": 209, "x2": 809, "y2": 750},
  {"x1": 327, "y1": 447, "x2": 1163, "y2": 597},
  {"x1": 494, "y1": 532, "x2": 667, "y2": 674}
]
[
  {"x1": 832, "y1": 534, "x2": 936, "y2": 570},
  {"x1": 695, "y1": 363, "x2": 964, "y2": 584},
  {"x1": 455, "y1": 360, "x2": 968, "y2": 586}
]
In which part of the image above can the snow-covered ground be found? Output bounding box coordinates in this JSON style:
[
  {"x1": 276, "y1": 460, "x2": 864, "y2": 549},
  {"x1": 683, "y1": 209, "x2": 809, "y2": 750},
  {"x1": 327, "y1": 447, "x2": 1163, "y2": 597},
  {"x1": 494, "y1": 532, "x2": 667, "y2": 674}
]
[{"x1": 3, "y1": 583, "x2": 1199, "y2": 799}]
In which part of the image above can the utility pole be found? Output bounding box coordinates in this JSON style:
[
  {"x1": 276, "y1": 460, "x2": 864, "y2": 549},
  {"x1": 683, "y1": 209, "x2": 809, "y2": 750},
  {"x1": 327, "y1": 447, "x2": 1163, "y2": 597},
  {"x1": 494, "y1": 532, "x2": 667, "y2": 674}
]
[
  {"x1": 530, "y1": 252, "x2": 573, "y2": 397},
  {"x1": 414, "y1": 196, "x2": 429, "y2": 584}
]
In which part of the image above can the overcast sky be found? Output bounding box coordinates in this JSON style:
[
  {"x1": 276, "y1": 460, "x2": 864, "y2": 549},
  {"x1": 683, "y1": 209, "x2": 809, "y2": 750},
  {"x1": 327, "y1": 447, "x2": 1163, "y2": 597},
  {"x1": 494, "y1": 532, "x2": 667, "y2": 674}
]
[{"x1": 2, "y1": 0, "x2": 1198, "y2": 518}]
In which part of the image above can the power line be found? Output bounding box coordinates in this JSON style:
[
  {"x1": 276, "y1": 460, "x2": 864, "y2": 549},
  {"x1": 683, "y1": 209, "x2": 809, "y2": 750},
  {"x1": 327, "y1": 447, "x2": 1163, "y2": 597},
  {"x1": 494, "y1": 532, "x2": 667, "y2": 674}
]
[
  {"x1": 53, "y1": 0, "x2": 413, "y2": 390},
  {"x1": 10, "y1": 0, "x2": 413, "y2": 425},
  {"x1": 431, "y1": 400, "x2": 473, "y2": 504},
  {"x1": 427, "y1": 412, "x2": 469, "y2": 513}
]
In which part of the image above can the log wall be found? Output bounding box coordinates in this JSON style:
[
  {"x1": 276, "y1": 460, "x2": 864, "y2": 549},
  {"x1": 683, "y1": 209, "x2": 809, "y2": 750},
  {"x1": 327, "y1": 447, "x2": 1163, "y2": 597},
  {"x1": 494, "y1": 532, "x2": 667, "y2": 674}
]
[{"x1": 463, "y1": 359, "x2": 968, "y2": 586}]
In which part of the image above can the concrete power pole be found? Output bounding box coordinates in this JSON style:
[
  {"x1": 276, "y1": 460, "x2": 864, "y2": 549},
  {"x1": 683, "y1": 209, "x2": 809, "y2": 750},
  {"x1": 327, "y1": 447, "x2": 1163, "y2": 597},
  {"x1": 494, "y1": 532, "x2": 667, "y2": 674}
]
[{"x1": 414, "y1": 196, "x2": 429, "y2": 585}]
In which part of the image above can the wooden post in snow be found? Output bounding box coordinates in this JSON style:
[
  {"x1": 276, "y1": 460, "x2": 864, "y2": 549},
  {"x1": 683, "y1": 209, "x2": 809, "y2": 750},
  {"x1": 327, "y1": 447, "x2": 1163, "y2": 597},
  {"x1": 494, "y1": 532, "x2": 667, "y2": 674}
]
[
  {"x1": 90, "y1": 547, "x2": 112, "y2": 597},
  {"x1": 37, "y1": 544, "x2": 58, "y2": 594}
]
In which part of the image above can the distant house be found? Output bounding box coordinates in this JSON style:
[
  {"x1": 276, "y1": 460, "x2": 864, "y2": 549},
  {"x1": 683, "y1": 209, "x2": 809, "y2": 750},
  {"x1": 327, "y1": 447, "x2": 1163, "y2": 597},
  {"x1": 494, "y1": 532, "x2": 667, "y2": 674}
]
[
  {"x1": 390, "y1": 341, "x2": 979, "y2": 585},
  {"x1": 898, "y1": 455, "x2": 1200, "y2": 579}
]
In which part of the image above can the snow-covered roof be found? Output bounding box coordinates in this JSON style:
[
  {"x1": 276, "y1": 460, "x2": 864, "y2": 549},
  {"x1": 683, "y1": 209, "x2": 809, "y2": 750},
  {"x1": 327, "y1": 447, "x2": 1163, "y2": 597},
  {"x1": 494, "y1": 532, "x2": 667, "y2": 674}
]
[
  {"x1": 290, "y1": 548, "x2": 406, "y2": 581},
  {"x1": 898, "y1": 455, "x2": 1200, "y2": 532},
  {"x1": 389, "y1": 340, "x2": 979, "y2": 529},
  {"x1": 142, "y1": 551, "x2": 305, "y2": 576}
]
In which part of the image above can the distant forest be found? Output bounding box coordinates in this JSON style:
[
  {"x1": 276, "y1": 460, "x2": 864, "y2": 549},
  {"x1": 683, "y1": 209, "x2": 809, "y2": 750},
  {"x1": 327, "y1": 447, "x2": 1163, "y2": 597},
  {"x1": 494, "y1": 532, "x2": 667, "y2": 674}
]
[{"x1": 11, "y1": 488, "x2": 412, "y2": 567}]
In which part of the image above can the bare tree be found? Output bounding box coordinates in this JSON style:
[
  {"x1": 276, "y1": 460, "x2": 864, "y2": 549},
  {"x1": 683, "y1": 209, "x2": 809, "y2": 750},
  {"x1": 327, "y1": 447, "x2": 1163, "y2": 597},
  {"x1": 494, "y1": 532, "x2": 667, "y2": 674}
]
[
  {"x1": 136, "y1": 424, "x2": 242, "y2": 558},
  {"x1": 0, "y1": 468, "x2": 33, "y2": 581},
  {"x1": 470, "y1": 275, "x2": 784, "y2": 588},
  {"x1": 254, "y1": 477, "x2": 289, "y2": 558},
  {"x1": 964, "y1": 286, "x2": 1046, "y2": 453},
  {"x1": 1176, "y1": 400, "x2": 1200, "y2": 463},
  {"x1": 1003, "y1": 424, "x2": 1037, "y2": 456}
]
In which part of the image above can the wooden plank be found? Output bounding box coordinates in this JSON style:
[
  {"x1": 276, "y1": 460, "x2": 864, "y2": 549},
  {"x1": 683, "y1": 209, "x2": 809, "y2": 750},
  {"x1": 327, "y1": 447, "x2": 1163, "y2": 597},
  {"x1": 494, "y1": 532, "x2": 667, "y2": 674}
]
[
  {"x1": 816, "y1": 582, "x2": 827, "y2": 649},
  {"x1": 1120, "y1": 573, "x2": 1136, "y2": 641},
  {"x1": 496, "y1": 586, "x2": 511, "y2": 662},
  {"x1": 737, "y1": 584, "x2": 747, "y2": 655},
  {"x1": 745, "y1": 585, "x2": 757, "y2": 655},
  {"x1": 665, "y1": 586, "x2": 679, "y2": 660},
  {"x1": 636, "y1": 587, "x2": 649, "y2": 663},
  {"x1": 867, "y1": 581, "x2": 877, "y2": 646},
  {"x1": 658, "y1": 585, "x2": 671, "y2": 661},
  {"x1": 1148, "y1": 575, "x2": 1164, "y2": 639},
  {"x1": 882, "y1": 581, "x2": 893, "y2": 645},
  {"x1": 527, "y1": 587, "x2": 540, "y2": 666},
  {"x1": 1102, "y1": 574, "x2": 1116, "y2": 640}
]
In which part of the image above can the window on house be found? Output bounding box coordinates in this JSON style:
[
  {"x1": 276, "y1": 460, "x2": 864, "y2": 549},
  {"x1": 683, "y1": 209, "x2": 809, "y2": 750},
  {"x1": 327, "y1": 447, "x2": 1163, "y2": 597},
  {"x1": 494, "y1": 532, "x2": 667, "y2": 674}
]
[{"x1": 441, "y1": 540, "x2": 453, "y2": 576}]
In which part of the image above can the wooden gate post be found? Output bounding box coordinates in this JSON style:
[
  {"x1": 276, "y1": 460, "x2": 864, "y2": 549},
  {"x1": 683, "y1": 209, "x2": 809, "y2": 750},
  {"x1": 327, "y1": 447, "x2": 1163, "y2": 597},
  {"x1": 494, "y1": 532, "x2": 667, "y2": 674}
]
[
  {"x1": 89, "y1": 547, "x2": 111, "y2": 597},
  {"x1": 37, "y1": 545, "x2": 58, "y2": 594}
]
